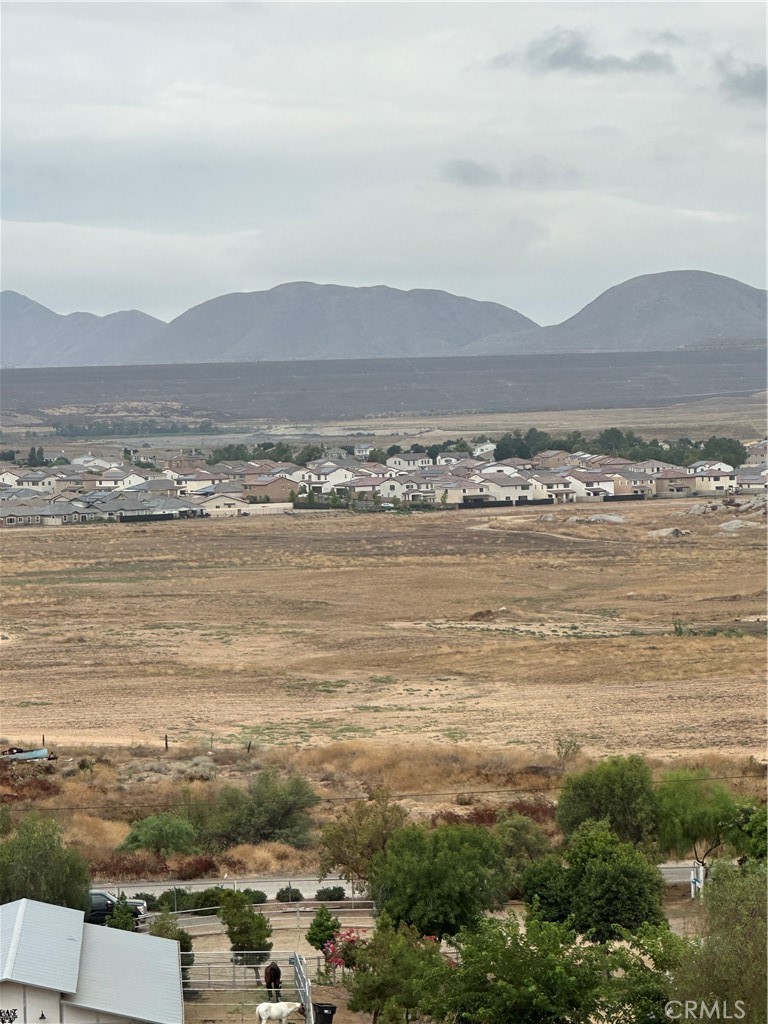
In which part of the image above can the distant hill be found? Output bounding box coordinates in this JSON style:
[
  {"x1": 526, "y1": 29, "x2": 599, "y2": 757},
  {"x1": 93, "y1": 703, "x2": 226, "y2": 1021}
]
[
  {"x1": 140, "y1": 282, "x2": 537, "y2": 363},
  {"x1": 470, "y1": 271, "x2": 767, "y2": 354},
  {"x1": 1, "y1": 292, "x2": 164, "y2": 368},
  {"x1": 1, "y1": 271, "x2": 764, "y2": 367}
]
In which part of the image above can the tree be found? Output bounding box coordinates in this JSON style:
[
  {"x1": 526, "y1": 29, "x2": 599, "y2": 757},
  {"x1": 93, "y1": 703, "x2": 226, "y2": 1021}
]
[
  {"x1": 368, "y1": 448, "x2": 388, "y2": 464},
  {"x1": 670, "y1": 862, "x2": 767, "y2": 1024},
  {"x1": 0, "y1": 815, "x2": 90, "y2": 910},
  {"x1": 150, "y1": 908, "x2": 195, "y2": 988},
  {"x1": 120, "y1": 812, "x2": 200, "y2": 856},
  {"x1": 656, "y1": 768, "x2": 740, "y2": 868},
  {"x1": 206, "y1": 444, "x2": 253, "y2": 464},
  {"x1": 386, "y1": 445, "x2": 402, "y2": 457},
  {"x1": 494, "y1": 432, "x2": 531, "y2": 461},
  {"x1": 492, "y1": 810, "x2": 549, "y2": 895},
  {"x1": 556, "y1": 754, "x2": 659, "y2": 847},
  {"x1": 345, "y1": 914, "x2": 443, "y2": 1022},
  {"x1": 185, "y1": 770, "x2": 319, "y2": 851},
  {"x1": 319, "y1": 789, "x2": 408, "y2": 893},
  {"x1": 306, "y1": 905, "x2": 341, "y2": 951},
  {"x1": 295, "y1": 444, "x2": 323, "y2": 466},
  {"x1": 27, "y1": 445, "x2": 38, "y2": 466},
  {"x1": 422, "y1": 913, "x2": 610, "y2": 1024},
  {"x1": 701, "y1": 435, "x2": 746, "y2": 467},
  {"x1": 106, "y1": 893, "x2": 136, "y2": 930},
  {"x1": 741, "y1": 805, "x2": 767, "y2": 860},
  {"x1": 565, "y1": 819, "x2": 665, "y2": 942},
  {"x1": 219, "y1": 890, "x2": 273, "y2": 976},
  {"x1": 369, "y1": 823, "x2": 509, "y2": 937},
  {"x1": 521, "y1": 820, "x2": 665, "y2": 942}
]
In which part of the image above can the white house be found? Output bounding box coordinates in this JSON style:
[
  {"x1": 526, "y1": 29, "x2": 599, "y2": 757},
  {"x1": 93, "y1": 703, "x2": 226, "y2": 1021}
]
[
  {"x1": 690, "y1": 469, "x2": 738, "y2": 494},
  {"x1": 0, "y1": 899, "x2": 184, "y2": 1024},
  {"x1": 192, "y1": 493, "x2": 253, "y2": 516},
  {"x1": 481, "y1": 471, "x2": 535, "y2": 503},
  {"x1": 687, "y1": 460, "x2": 734, "y2": 475},
  {"x1": 564, "y1": 471, "x2": 616, "y2": 500},
  {"x1": 471, "y1": 441, "x2": 496, "y2": 459},
  {"x1": 386, "y1": 453, "x2": 433, "y2": 472}
]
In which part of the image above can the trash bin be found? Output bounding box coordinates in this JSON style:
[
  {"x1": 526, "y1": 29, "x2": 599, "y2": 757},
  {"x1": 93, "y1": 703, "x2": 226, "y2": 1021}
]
[{"x1": 312, "y1": 1004, "x2": 337, "y2": 1023}]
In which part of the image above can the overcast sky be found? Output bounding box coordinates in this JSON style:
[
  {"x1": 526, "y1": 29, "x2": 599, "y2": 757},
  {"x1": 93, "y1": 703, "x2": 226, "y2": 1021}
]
[{"x1": 1, "y1": 2, "x2": 765, "y2": 325}]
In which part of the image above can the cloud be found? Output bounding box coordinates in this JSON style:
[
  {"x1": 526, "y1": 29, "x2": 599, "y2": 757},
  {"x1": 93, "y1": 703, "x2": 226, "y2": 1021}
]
[
  {"x1": 716, "y1": 56, "x2": 767, "y2": 104},
  {"x1": 442, "y1": 160, "x2": 503, "y2": 187},
  {"x1": 493, "y1": 28, "x2": 676, "y2": 75},
  {"x1": 507, "y1": 157, "x2": 581, "y2": 189},
  {"x1": 443, "y1": 157, "x2": 580, "y2": 191},
  {"x1": 649, "y1": 31, "x2": 686, "y2": 47}
]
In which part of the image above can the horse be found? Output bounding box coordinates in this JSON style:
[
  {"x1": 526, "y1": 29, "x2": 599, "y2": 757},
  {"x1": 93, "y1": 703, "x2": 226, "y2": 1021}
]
[
  {"x1": 264, "y1": 961, "x2": 282, "y2": 1001},
  {"x1": 256, "y1": 1002, "x2": 305, "y2": 1024}
]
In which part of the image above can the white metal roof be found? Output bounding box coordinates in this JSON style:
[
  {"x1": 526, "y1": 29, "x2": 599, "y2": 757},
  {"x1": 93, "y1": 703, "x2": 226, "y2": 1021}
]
[
  {"x1": 0, "y1": 899, "x2": 83, "y2": 993},
  {"x1": 63, "y1": 923, "x2": 184, "y2": 1024}
]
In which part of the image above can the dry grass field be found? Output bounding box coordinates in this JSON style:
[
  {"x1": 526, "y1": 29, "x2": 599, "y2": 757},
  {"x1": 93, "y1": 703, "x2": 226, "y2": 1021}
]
[{"x1": 1, "y1": 500, "x2": 764, "y2": 766}]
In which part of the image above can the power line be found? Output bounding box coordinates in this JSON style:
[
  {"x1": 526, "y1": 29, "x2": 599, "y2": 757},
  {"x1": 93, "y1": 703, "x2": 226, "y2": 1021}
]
[{"x1": 12, "y1": 773, "x2": 764, "y2": 815}]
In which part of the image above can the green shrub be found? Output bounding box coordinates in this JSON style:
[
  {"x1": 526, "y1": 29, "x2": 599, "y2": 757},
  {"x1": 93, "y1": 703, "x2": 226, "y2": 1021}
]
[
  {"x1": 306, "y1": 904, "x2": 341, "y2": 950},
  {"x1": 133, "y1": 890, "x2": 159, "y2": 911},
  {"x1": 121, "y1": 812, "x2": 200, "y2": 856},
  {"x1": 276, "y1": 886, "x2": 304, "y2": 902},
  {"x1": 315, "y1": 885, "x2": 346, "y2": 901},
  {"x1": 182, "y1": 770, "x2": 319, "y2": 851}
]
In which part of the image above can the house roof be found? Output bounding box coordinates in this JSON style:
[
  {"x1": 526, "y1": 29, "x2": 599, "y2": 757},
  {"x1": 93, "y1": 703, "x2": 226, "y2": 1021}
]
[
  {"x1": 1, "y1": 899, "x2": 183, "y2": 1024},
  {"x1": 0, "y1": 899, "x2": 82, "y2": 993}
]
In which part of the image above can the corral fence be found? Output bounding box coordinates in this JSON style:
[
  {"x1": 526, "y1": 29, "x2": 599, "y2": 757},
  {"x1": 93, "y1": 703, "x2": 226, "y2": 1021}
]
[{"x1": 182, "y1": 951, "x2": 317, "y2": 1024}]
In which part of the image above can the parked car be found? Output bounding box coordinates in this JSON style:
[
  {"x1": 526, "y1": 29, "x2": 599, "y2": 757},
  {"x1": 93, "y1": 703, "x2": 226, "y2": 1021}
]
[{"x1": 86, "y1": 890, "x2": 148, "y2": 928}]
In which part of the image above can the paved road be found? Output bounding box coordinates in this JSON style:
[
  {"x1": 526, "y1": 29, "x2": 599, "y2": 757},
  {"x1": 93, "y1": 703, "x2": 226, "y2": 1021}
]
[{"x1": 105, "y1": 863, "x2": 695, "y2": 904}]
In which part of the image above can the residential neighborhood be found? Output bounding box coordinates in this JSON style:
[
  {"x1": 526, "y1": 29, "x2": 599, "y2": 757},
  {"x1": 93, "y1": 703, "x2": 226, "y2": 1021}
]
[{"x1": 0, "y1": 437, "x2": 765, "y2": 528}]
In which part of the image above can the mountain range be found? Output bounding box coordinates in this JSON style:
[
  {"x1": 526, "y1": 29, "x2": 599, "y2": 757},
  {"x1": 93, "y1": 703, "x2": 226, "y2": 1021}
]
[{"x1": 1, "y1": 270, "x2": 765, "y2": 368}]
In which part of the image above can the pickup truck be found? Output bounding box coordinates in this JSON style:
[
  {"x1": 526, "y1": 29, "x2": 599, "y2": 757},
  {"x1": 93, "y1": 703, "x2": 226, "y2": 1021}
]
[{"x1": 86, "y1": 890, "x2": 148, "y2": 928}]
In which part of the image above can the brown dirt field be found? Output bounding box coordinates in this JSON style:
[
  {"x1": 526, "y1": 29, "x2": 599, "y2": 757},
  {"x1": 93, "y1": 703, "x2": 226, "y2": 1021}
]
[
  {"x1": 271, "y1": 391, "x2": 768, "y2": 445},
  {"x1": 1, "y1": 499, "x2": 765, "y2": 763}
]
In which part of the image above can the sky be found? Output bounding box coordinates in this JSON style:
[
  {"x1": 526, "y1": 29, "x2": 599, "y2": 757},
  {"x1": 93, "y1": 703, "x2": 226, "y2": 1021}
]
[{"x1": 1, "y1": 1, "x2": 765, "y2": 326}]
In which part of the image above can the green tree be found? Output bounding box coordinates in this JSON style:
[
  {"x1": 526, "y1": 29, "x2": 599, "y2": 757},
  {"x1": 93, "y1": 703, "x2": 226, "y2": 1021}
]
[
  {"x1": 206, "y1": 444, "x2": 253, "y2": 464},
  {"x1": 369, "y1": 823, "x2": 509, "y2": 937},
  {"x1": 556, "y1": 754, "x2": 659, "y2": 847},
  {"x1": 120, "y1": 812, "x2": 200, "y2": 856},
  {"x1": 186, "y1": 771, "x2": 318, "y2": 851},
  {"x1": 306, "y1": 905, "x2": 341, "y2": 951},
  {"x1": 345, "y1": 914, "x2": 443, "y2": 1022},
  {"x1": 368, "y1": 448, "x2": 388, "y2": 463},
  {"x1": 27, "y1": 445, "x2": 38, "y2": 466},
  {"x1": 150, "y1": 908, "x2": 195, "y2": 988},
  {"x1": 701, "y1": 435, "x2": 747, "y2": 467},
  {"x1": 219, "y1": 890, "x2": 273, "y2": 975},
  {"x1": 295, "y1": 444, "x2": 323, "y2": 466},
  {"x1": 493, "y1": 431, "x2": 532, "y2": 461},
  {"x1": 386, "y1": 445, "x2": 402, "y2": 457},
  {"x1": 565, "y1": 819, "x2": 665, "y2": 941},
  {"x1": 670, "y1": 862, "x2": 767, "y2": 1024},
  {"x1": 656, "y1": 768, "x2": 740, "y2": 868},
  {"x1": 521, "y1": 820, "x2": 665, "y2": 942},
  {"x1": 422, "y1": 913, "x2": 610, "y2": 1024},
  {"x1": 741, "y1": 804, "x2": 767, "y2": 859},
  {"x1": 319, "y1": 789, "x2": 409, "y2": 893},
  {"x1": 106, "y1": 893, "x2": 136, "y2": 930},
  {"x1": 0, "y1": 815, "x2": 90, "y2": 910},
  {"x1": 493, "y1": 809, "x2": 549, "y2": 895}
]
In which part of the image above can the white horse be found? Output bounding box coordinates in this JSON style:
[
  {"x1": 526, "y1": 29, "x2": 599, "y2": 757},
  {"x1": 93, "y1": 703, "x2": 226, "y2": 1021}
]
[{"x1": 256, "y1": 1002, "x2": 305, "y2": 1024}]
